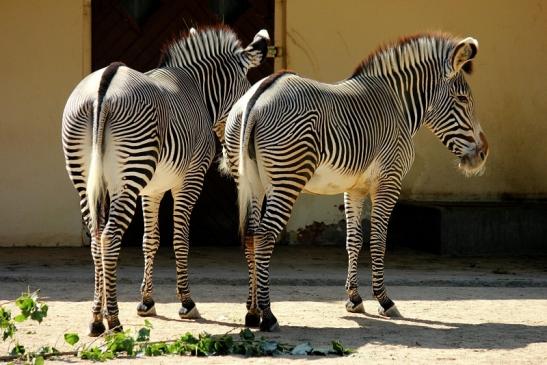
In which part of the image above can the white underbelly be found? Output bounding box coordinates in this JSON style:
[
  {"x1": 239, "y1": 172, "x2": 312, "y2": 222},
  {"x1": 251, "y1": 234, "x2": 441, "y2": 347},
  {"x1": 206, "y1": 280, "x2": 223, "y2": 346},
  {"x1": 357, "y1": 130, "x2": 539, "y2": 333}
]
[
  {"x1": 139, "y1": 162, "x2": 181, "y2": 196},
  {"x1": 303, "y1": 161, "x2": 379, "y2": 195}
]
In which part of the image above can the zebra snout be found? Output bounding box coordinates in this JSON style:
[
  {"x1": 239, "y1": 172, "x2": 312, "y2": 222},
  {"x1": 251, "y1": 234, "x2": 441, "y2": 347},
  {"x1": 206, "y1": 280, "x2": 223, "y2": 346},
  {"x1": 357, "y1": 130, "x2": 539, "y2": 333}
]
[
  {"x1": 458, "y1": 135, "x2": 488, "y2": 176},
  {"x1": 478, "y1": 131, "x2": 489, "y2": 161},
  {"x1": 459, "y1": 148, "x2": 487, "y2": 177}
]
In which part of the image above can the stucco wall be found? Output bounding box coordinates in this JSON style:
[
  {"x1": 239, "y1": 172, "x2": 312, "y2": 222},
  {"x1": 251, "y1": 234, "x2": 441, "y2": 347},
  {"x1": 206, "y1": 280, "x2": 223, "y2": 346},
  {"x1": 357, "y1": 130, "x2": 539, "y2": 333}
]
[
  {"x1": 282, "y1": 0, "x2": 547, "y2": 230},
  {"x1": 0, "y1": 1, "x2": 545, "y2": 245},
  {"x1": 0, "y1": 0, "x2": 90, "y2": 246}
]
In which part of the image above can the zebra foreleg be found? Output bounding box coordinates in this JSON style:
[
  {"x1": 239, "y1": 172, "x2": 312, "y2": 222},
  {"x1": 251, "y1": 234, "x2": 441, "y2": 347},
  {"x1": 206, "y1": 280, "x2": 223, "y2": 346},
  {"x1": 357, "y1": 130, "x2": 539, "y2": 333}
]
[
  {"x1": 343, "y1": 192, "x2": 366, "y2": 314},
  {"x1": 370, "y1": 182, "x2": 402, "y2": 318},
  {"x1": 137, "y1": 194, "x2": 162, "y2": 317}
]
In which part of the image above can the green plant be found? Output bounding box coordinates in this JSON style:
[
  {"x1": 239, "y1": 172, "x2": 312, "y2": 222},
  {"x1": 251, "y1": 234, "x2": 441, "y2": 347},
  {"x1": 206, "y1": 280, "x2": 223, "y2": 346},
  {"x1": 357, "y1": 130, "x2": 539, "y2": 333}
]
[
  {"x1": 75, "y1": 325, "x2": 352, "y2": 360},
  {"x1": 2, "y1": 290, "x2": 353, "y2": 363},
  {"x1": 0, "y1": 290, "x2": 51, "y2": 364}
]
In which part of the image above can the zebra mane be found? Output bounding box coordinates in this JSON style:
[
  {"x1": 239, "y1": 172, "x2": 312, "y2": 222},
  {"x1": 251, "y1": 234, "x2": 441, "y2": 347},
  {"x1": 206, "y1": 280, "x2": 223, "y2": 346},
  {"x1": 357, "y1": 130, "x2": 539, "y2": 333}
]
[
  {"x1": 159, "y1": 25, "x2": 242, "y2": 68},
  {"x1": 351, "y1": 32, "x2": 472, "y2": 78}
]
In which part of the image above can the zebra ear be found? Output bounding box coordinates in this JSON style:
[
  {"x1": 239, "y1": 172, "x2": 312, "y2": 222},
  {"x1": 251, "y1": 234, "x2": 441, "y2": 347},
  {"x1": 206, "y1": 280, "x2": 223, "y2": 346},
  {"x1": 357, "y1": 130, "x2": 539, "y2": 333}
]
[
  {"x1": 243, "y1": 29, "x2": 270, "y2": 69},
  {"x1": 452, "y1": 37, "x2": 478, "y2": 73}
]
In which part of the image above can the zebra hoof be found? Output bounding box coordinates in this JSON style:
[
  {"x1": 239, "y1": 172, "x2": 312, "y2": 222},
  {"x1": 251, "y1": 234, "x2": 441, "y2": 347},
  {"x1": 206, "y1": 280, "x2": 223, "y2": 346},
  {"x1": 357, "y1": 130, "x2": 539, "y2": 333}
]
[
  {"x1": 179, "y1": 303, "x2": 200, "y2": 319},
  {"x1": 345, "y1": 299, "x2": 365, "y2": 313},
  {"x1": 245, "y1": 311, "x2": 261, "y2": 328},
  {"x1": 378, "y1": 304, "x2": 402, "y2": 318},
  {"x1": 259, "y1": 309, "x2": 279, "y2": 332},
  {"x1": 137, "y1": 299, "x2": 157, "y2": 317},
  {"x1": 88, "y1": 320, "x2": 106, "y2": 337}
]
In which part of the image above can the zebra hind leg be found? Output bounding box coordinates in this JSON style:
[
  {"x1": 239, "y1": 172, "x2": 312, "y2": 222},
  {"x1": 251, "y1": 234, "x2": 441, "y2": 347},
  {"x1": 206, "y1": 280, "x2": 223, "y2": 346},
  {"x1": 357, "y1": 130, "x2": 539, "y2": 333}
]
[
  {"x1": 171, "y1": 162, "x2": 210, "y2": 320},
  {"x1": 137, "y1": 194, "x2": 163, "y2": 317},
  {"x1": 244, "y1": 195, "x2": 264, "y2": 328},
  {"x1": 102, "y1": 192, "x2": 140, "y2": 332},
  {"x1": 89, "y1": 234, "x2": 107, "y2": 336},
  {"x1": 88, "y1": 197, "x2": 108, "y2": 336},
  {"x1": 244, "y1": 234, "x2": 261, "y2": 327}
]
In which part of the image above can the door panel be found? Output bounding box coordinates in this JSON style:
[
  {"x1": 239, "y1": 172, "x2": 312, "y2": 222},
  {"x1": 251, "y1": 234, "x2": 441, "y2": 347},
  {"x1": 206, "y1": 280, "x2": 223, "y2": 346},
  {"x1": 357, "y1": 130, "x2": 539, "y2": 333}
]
[{"x1": 91, "y1": 0, "x2": 274, "y2": 246}]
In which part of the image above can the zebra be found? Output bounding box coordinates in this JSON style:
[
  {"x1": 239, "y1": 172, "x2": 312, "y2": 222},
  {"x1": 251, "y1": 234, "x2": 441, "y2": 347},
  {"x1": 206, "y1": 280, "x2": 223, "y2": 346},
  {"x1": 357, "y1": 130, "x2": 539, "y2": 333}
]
[
  {"x1": 220, "y1": 33, "x2": 489, "y2": 331},
  {"x1": 62, "y1": 26, "x2": 269, "y2": 336}
]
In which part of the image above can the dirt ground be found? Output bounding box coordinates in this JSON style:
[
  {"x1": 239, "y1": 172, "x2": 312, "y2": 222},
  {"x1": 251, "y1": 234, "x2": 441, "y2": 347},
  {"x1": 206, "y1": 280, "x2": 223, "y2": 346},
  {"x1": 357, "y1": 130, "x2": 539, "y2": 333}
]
[{"x1": 0, "y1": 245, "x2": 546, "y2": 364}]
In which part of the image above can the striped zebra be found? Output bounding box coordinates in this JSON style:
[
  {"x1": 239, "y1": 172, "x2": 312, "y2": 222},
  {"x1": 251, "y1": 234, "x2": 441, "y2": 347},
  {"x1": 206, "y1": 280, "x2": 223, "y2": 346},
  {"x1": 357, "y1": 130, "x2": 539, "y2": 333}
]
[
  {"x1": 62, "y1": 26, "x2": 269, "y2": 336},
  {"x1": 221, "y1": 33, "x2": 488, "y2": 331}
]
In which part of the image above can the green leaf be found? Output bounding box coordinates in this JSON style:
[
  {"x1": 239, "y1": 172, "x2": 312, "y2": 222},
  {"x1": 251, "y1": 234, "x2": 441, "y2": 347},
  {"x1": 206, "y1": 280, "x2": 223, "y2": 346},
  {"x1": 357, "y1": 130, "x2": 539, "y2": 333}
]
[
  {"x1": 239, "y1": 328, "x2": 255, "y2": 341},
  {"x1": 331, "y1": 340, "x2": 352, "y2": 355},
  {"x1": 2, "y1": 323, "x2": 16, "y2": 341},
  {"x1": 31, "y1": 311, "x2": 45, "y2": 323},
  {"x1": 9, "y1": 343, "x2": 25, "y2": 356},
  {"x1": 180, "y1": 332, "x2": 198, "y2": 344},
  {"x1": 291, "y1": 342, "x2": 313, "y2": 355},
  {"x1": 64, "y1": 332, "x2": 80, "y2": 346},
  {"x1": 144, "y1": 319, "x2": 153, "y2": 328},
  {"x1": 13, "y1": 314, "x2": 27, "y2": 323},
  {"x1": 33, "y1": 356, "x2": 45, "y2": 365},
  {"x1": 136, "y1": 327, "x2": 150, "y2": 342},
  {"x1": 0, "y1": 307, "x2": 11, "y2": 321},
  {"x1": 260, "y1": 340, "x2": 279, "y2": 355},
  {"x1": 244, "y1": 343, "x2": 259, "y2": 356},
  {"x1": 144, "y1": 342, "x2": 169, "y2": 356},
  {"x1": 37, "y1": 346, "x2": 60, "y2": 355},
  {"x1": 80, "y1": 346, "x2": 114, "y2": 361},
  {"x1": 16, "y1": 296, "x2": 35, "y2": 316}
]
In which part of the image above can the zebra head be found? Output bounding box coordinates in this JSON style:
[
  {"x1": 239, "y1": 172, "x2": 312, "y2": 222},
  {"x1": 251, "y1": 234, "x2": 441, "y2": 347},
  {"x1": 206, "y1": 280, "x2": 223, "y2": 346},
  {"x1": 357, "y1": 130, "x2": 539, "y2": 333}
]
[
  {"x1": 424, "y1": 37, "x2": 489, "y2": 176},
  {"x1": 160, "y1": 27, "x2": 270, "y2": 123},
  {"x1": 220, "y1": 29, "x2": 271, "y2": 119},
  {"x1": 209, "y1": 28, "x2": 270, "y2": 124}
]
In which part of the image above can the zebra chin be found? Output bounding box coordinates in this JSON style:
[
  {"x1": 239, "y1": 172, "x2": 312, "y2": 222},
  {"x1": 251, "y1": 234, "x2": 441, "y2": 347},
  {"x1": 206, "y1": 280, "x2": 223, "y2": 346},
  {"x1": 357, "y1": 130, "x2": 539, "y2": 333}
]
[{"x1": 458, "y1": 154, "x2": 486, "y2": 177}]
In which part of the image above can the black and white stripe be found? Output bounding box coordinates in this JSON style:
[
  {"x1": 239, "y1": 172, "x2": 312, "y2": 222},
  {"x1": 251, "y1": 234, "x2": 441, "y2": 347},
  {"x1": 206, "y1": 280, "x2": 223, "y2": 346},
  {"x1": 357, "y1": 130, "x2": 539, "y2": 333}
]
[
  {"x1": 62, "y1": 26, "x2": 269, "y2": 335},
  {"x1": 221, "y1": 33, "x2": 489, "y2": 331}
]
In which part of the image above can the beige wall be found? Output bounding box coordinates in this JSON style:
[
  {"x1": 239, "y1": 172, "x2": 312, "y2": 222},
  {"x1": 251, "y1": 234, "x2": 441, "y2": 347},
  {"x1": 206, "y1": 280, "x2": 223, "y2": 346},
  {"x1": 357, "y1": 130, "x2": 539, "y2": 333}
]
[
  {"x1": 0, "y1": 0, "x2": 91, "y2": 246},
  {"x1": 281, "y1": 0, "x2": 547, "y2": 230},
  {"x1": 0, "y1": 1, "x2": 545, "y2": 244}
]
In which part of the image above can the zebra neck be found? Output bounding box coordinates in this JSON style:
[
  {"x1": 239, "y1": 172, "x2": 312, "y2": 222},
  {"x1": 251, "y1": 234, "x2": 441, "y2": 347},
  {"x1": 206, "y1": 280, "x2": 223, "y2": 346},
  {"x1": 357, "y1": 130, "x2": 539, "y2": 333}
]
[
  {"x1": 187, "y1": 67, "x2": 233, "y2": 124},
  {"x1": 353, "y1": 70, "x2": 434, "y2": 136}
]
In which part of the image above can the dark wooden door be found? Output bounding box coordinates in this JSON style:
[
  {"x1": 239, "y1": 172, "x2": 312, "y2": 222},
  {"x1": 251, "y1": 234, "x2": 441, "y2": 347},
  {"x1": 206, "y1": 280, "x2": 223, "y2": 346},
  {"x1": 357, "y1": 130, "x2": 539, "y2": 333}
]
[{"x1": 92, "y1": 0, "x2": 274, "y2": 246}]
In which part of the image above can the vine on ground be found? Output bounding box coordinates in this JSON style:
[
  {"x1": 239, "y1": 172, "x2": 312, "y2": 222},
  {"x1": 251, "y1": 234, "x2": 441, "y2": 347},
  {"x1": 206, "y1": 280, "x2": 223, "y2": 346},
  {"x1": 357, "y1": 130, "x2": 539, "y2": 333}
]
[
  {"x1": 0, "y1": 289, "x2": 50, "y2": 364},
  {"x1": 1, "y1": 291, "x2": 352, "y2": 363}
]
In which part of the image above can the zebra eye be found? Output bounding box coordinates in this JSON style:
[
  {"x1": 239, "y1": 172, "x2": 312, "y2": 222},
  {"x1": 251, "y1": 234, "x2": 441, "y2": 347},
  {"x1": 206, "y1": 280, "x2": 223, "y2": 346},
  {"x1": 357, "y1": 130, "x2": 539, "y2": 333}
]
[{"x1": 456, "y1": 95, "x2": 469, "y2": 103}]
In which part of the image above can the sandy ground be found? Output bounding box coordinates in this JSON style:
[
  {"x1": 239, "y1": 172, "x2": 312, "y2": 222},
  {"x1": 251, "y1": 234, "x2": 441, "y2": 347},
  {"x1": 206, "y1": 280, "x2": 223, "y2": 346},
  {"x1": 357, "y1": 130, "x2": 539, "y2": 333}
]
[{"x1": 0, "y1": 245, "x2": 546, "y2": 364}]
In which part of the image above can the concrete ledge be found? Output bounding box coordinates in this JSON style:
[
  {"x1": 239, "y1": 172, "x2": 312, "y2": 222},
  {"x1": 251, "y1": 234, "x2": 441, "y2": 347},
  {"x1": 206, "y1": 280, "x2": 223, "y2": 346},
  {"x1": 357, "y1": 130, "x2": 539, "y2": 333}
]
[
  {"x1": 286, "y1": 200, "x2": 547, "y2": 256},
  {"x1": 389, "y1": 200, "x2": 547, "y2": 255}
]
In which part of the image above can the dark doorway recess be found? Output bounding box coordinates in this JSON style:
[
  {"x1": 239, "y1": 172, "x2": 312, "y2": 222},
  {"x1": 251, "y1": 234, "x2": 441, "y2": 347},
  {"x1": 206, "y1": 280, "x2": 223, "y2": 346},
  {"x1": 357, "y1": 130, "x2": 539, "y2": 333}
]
[{"x1": 91, "y1": 0, "x2": 275, "y2": 246}]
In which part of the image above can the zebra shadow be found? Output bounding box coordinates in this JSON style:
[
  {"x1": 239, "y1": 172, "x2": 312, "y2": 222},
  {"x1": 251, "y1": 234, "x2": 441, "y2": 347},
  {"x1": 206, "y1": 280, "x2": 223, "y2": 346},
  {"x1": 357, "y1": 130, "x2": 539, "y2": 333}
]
[{"x1": 255, "y1": 314, "x2": 547, "y2": 351}]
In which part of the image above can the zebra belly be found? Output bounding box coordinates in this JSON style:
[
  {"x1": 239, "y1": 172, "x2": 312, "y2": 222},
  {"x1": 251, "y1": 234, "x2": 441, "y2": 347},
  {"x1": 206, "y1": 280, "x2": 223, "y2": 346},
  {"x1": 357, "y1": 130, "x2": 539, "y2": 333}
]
[
  {"x1": 139, "y1": 162, "x2": 181, "y2": 196},
  {"x1": 303, "y1": 162, "x2": 379, "y2": 195}
]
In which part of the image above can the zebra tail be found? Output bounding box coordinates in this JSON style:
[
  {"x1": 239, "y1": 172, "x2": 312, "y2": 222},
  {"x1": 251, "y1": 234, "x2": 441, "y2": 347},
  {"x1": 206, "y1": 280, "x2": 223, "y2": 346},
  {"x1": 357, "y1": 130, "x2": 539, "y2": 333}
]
[
  {"x1": 87, "y1": 62, "x2": 124, "y2": 239},
  {"x1": 237, "y1": 106, "x2": 261, "y2": 237},
  {"x1": 237, "y1": 71, "x2": 294, "y2": 236}
]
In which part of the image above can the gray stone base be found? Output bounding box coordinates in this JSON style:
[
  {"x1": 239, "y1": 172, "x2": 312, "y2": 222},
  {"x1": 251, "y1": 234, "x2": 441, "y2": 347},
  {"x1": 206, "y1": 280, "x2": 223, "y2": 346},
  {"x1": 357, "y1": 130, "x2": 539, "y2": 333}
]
[
  {"x1": 285, "y1": 200, "x2": 547, "y2": 256},
  {"x1": 389, "y1": 200, "x2": 547, "y2": 255}
]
